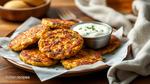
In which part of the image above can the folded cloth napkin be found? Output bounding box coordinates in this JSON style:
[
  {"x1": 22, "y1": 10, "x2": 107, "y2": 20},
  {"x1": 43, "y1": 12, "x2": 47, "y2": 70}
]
[
  {"x1": 75, "y1": 0, "x2": 150, "y2": 84},
  {"x1": 75, "y1": 0, "x2": 134, "y2": 35}
]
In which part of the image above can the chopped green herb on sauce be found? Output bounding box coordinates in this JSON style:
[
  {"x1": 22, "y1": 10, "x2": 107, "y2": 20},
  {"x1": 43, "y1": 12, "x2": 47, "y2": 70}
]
[
  {"x1": 73, "y1": 23, "x2": 111, "y2": 37},
  {"x1": 79, "y1": 28, "x2": 82, "y2": 30}
]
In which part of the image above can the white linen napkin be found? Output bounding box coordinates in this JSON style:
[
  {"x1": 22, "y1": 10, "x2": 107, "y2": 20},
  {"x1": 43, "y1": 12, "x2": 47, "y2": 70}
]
[
  {"x1": 75, "y1": 0, "x2": 150, "y2": 84},
  {"x1": 75, "y1": 0, "x2": 133, "y2": 35}
]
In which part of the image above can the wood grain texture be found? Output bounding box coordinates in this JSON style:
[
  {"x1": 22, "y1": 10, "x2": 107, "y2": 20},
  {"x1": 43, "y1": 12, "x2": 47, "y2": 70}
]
[{"x1": 0, "y1": 0, "x2": 150, "y2": 84}]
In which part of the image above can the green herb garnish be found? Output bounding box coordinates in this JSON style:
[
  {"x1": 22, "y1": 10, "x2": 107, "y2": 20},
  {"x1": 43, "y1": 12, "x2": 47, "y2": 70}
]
[
  {"x1": 91, "y1": 25, "x2": 95, "y2": 30},
  {"x1": 79, "y1": 28, "x2": 82, "y2": 30},
  {"x1": 86, "y1": 25, "x2": 95, "y2": 30},
  {"x1": 95, "y1": 30, "x2": 98, "y2": 32},
  {"x1": 86, "y1": 26, "x2": 91, "y2": 29},
  {"x1": 92, "y1": 27, "x2": 95, "y2": 30},
  {"x1": 86, "y1": 32, "x2": 90, "y2": 35}
]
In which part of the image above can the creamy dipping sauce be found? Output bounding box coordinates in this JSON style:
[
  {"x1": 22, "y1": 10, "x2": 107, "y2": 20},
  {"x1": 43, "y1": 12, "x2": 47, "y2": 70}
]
[{"x1": 73, "y1": 23, "x2": 111, "y2": 38}]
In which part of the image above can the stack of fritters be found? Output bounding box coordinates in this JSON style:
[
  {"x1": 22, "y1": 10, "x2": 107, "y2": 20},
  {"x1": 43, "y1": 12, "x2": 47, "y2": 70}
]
[{"x1": 9, "y1": 18, "x2": 121, "y2": 69}]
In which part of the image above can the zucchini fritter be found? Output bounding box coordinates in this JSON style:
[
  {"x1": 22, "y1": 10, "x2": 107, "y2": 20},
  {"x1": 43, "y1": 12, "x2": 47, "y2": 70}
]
[
  {"x1": 38, "y1": 29, "x2": 84, "y2": 60},
  {"x1": 41, "y1": 18, "x2": 75, "y2": 29},
  {"x1": 98, "y1": 35, "x2": 121, "y2": 55},
  {"x1": 9, "y1": 25, "x2": 47, "y2": 51},
  {"x1": 61, "y1": 49, "x2": 103, "y2": 69},
  {"x1": 19, "y1": 49, "x2": 57, "y2": 66}
]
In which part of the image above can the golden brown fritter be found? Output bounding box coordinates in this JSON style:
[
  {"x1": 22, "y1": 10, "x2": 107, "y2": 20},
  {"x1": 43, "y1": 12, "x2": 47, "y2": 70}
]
[
  {"x1": 97, "y1": 35, "x2": 121, "y2": 55},
  {"x1": 19, "y1": 49, "x2": 57, "y2": 66},
  {"x1": 9, "y1": 25, "x2": 48, "y2": 51},
  {"x1": 38, "y1": 29, "x2": 84, "y2": 60},
  {"x1": 36, "y1": 25, "x2": 50, "y2": 39},
  {"x1": 61, "y1": 49, "x2": 103, "y2": 69},
  {"x1": 41, "y1": 18, "x2": 76, "y2": 29}
]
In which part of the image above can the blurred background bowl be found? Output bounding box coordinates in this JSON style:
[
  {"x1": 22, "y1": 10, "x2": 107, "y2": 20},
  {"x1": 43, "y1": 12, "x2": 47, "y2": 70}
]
[{"x1": 0, "y1": 0, "x2": 51, "y2": 21}]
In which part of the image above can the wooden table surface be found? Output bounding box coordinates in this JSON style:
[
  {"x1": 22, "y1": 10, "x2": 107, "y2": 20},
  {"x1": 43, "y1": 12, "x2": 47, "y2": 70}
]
[{"x1": 0, "y1": 0, "x2": 150, "y2": 84}]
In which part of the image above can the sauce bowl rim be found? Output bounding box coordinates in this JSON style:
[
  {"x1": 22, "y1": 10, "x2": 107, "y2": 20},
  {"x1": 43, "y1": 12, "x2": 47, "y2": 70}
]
[{"x1": 71, "y1": 22, "x2": 113, "y2": 39}]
